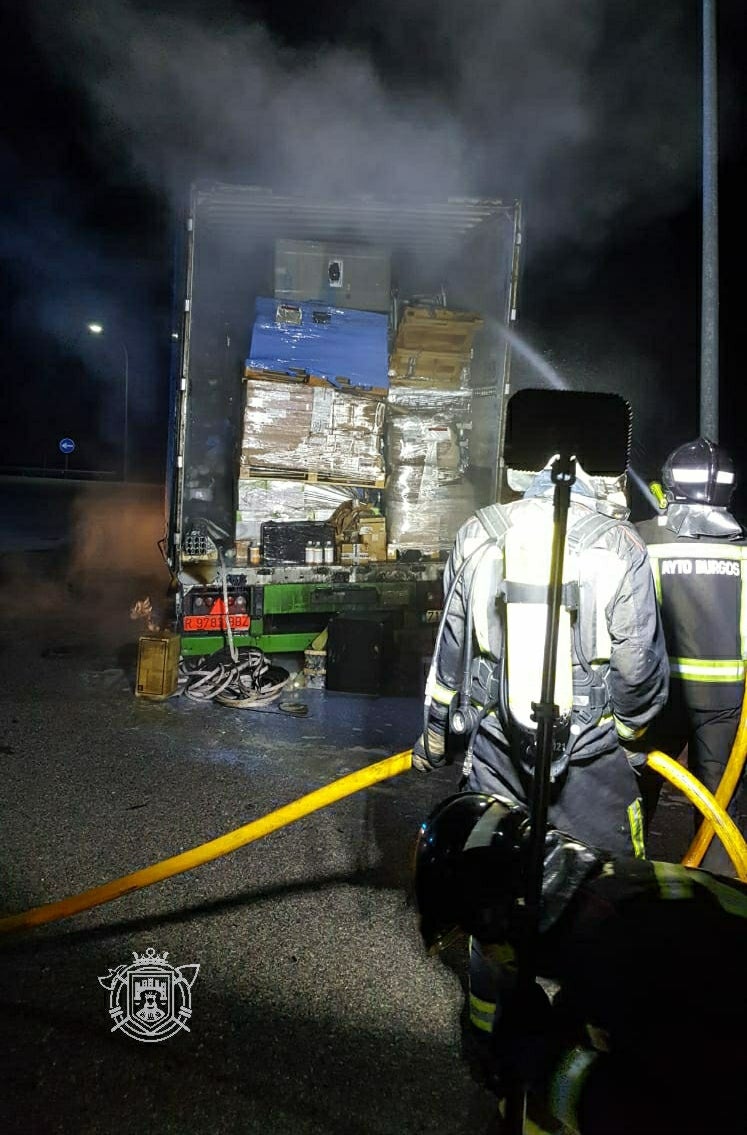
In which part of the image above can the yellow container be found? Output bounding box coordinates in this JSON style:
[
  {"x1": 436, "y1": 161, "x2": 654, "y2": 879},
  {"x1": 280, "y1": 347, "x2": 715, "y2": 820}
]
[{"x1": 136, "y1": 633, "x2": 181, "y2": 700}]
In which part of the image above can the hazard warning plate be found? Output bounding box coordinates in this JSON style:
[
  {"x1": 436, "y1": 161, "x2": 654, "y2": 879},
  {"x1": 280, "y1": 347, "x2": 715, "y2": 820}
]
[{"x1": 182, "y1": 614, "x2": 251, "y2": 632}]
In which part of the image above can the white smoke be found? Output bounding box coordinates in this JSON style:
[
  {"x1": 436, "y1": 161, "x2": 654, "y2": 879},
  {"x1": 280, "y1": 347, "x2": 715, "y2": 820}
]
[
  {"x1": 28, "y1": 0, "x2": 708, "y2": 258},
  {"x1": 19, "y1": 0, "x2": 743, "y2": 489}
]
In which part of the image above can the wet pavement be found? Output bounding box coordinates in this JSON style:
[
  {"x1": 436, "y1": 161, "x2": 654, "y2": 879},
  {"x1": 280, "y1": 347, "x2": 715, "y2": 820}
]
[{"x1": 0, "y1": 478, "x2": 694, "y2": 1135}]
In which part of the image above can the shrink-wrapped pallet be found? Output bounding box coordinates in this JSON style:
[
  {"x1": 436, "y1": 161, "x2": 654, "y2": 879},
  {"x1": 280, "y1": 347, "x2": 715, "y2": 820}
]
[
  {"x1": 235, "y1": 479, "x2": 375, "y2": 544},
  {"x1": 385, "y1": 468, "x2": 475, "y2": 555},
  {"x1": 241, "y1": 377, "x2": 386, "y2": 486}
]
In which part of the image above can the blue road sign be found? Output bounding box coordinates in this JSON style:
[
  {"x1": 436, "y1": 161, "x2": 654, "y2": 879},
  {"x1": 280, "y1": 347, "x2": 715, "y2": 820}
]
[{"x1": 59, "y1": 438, "x2": 76, "y2": 455}]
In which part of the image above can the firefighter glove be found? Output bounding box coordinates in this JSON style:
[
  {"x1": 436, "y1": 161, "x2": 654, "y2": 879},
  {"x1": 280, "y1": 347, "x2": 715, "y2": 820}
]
[{"x1": 412, "y1": 730, "x2": 447, "y2": 772}]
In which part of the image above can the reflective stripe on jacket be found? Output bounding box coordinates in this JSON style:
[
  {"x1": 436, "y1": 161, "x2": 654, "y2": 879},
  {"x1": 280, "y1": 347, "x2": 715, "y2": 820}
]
[{"x1": 637, "y1": 521, "x2": 747, "y2": 709}]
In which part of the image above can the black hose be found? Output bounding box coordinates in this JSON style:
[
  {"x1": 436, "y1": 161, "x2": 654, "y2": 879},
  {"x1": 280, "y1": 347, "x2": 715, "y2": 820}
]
[{"x1": 422, "y1": 539, "x2": 494, "y2": 765}]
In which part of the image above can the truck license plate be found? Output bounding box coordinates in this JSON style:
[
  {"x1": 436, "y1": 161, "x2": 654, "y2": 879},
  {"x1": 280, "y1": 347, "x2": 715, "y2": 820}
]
[{"x1": 183, "y1": 614, "x2": 250, "y2": 632}]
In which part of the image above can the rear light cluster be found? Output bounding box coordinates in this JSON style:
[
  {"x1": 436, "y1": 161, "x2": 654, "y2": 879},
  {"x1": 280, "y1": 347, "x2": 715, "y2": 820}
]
[{"x1": 192, "y1": 595, "x2": 247, "y2": 611}]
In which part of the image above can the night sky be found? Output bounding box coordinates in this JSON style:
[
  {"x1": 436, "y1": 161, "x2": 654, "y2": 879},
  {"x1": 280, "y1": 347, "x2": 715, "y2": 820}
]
[{"x1": 1, "y1": 1, "x2": 745, "y2": 512}]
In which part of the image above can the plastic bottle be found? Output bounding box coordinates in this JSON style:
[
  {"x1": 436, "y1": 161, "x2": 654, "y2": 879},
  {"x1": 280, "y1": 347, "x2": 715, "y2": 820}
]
[
  {"x1": 313, "y1": 540, "x2": 323, "y2": 565},
  {"x1": 305, "y1": 540, "x2": 315, "y2": 565},
  {"x1": 323, "y1": 539, "x2": 335, "y2": 565}
]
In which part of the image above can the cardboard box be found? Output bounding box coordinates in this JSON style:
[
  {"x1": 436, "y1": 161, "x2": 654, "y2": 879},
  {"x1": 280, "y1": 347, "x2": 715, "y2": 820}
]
[
  {"x1": 389, "y1": 348, "x2": 469, "y2": 388},
  {"x1": 358, "y1": 516, "x2": 387, "y2": 561},
  {"x1": 240, "y1": 377, "x2": 386, "y2": 486},
  {"x1": 340, "y1": 542, "x2": 370, "y2": 565},
  {"x1": 395, "y1": 306, "x2": 483, "y2": 354}
]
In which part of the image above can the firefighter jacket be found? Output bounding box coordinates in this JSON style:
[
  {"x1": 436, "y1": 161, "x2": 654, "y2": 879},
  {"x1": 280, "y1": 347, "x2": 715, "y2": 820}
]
[
  {"x1": 426, "y1": 475, "x2": 669, "y2": 779},
  {"x1": 637, "y1": 505, "x2": 747, "y2": 710},
  {"x1": 538, "y1": 854, "x2": 747, "y2": 1135}
]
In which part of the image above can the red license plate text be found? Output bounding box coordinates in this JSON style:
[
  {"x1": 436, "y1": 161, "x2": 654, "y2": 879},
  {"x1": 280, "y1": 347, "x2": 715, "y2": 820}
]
[{"x1": 183, "y1": 614, "x2": 251, "y2": 632}]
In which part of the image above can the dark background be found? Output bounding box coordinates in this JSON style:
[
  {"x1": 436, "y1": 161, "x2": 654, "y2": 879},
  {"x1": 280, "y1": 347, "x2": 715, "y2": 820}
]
[{"x1": 1, "y1": 1, "x2": 744, "y2": 514}]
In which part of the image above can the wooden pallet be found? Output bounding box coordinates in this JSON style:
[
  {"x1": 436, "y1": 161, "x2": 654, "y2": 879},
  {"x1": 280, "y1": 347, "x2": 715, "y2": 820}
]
[
  {"x1": 239, "y1": 464, "x2": 386, "y2": 489},
  {"x1": 243, "y1": 366, "x2": 388, "y2": 399}
]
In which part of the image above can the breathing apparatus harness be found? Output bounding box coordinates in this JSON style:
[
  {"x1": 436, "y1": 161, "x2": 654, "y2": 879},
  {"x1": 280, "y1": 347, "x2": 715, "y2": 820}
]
[{"x1": 424, "y1": 495, "x2": 620, "y2": 781}]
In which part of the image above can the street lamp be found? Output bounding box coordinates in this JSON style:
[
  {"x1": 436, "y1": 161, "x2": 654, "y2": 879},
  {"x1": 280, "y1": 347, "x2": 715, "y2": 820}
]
[{"x1": 87, "y1": 323, "x2": 130, "y2": 482}]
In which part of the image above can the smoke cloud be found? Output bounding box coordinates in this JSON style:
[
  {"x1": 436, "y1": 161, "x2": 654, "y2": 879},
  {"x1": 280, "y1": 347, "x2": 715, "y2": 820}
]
[
  {"x1": 12, "y1": 0, "x2": 743, "y2": 486},
  {"x1": 29, "y1": 0, "x2": 710, "y2": 259}
]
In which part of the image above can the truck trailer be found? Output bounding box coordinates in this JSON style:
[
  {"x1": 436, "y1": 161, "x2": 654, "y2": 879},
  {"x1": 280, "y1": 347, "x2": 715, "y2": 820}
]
[{"x1": 164, "y1": 183, "x2": 521, "y2": 693}]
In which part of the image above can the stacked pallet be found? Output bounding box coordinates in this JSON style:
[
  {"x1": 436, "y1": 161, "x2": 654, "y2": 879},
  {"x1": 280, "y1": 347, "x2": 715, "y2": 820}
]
[
  {"x1": 238, "y1": 296, "x2": 389, "y2": 561},
  {"x1": 385, "y1": 306, "x2": 483, "y2": 555},
  {"x1": 240, "y1": 377, "x2": 386, "y2": 487}
]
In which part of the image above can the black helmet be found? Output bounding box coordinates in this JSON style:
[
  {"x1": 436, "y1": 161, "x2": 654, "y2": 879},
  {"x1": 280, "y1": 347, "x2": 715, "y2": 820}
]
[
  {"x1": 413, "y1": 793, "x2": 528, "y2": 954},
  {"x1": 662, "y1": 437, "x2": 736, "y2": 507}
]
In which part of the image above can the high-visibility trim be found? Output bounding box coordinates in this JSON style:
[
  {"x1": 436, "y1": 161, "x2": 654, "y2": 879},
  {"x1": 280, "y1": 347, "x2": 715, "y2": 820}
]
[
  {"x1": 652, "y1": 861, "x2": 694, "y2": 901},
  {"x1": 469, "y1": 1010, "x2": 494, "y2": 1033},
  {"x1": 627, "y1": 799, "x2": 646, "y2": 859},
  {"x1": 583, "y1": 546, "x2": 623, "y2": 660},
  {"x1": 741, "y1": 557, "x2": 747, "y2": 659},
  {"x1": 548, "y1": 1045, "x2": 599, "y2": 1134},
  {"x1": 613, "y1": 717, "x2": 646, "y2": 741},
  {"x1": 471, "y1": 544, "x2": 503, "y2": 653},
  {"x1": 670, "y1": 465, "x2": 734, "y2": 485},
  {"x1": 670, "y1": 657, "x2": 745, "y2": 682},
  {"x1": 469, "y1": 992, "x2": 496, "y2": 1033},
  {"x1": 469, "y1": 991, "x2": 497, "y2": 1015},
  {"x1": 430, "y1": 680, "x2": 457, "y2": 707},
  {"x1": 647, "y1": 542, "x2": 744, "y2": 561},
  {"x1": 693, "y1": 869, "x2": 747, "y2": 918},
  {"x1": 649, "y1": 481, "x2": 667, "y2": 509},
  {"x1": 482, "y1": 941, "x2": 517, "y2": 968}
]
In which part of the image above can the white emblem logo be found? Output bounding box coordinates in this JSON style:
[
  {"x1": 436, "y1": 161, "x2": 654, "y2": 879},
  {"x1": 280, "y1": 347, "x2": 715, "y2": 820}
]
[{"x1": 98, "y1": 947, "x2": 199, "y2": 1042}]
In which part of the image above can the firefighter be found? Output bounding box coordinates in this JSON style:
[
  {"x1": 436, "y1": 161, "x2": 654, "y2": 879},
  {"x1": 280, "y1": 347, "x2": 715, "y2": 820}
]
[
  {"x1": 637, "y1": 437, "x2": 747, "y2": 873},
  {"x1": 411, "y1": 455, "x2": 669, "y2": 1041},
  {"x1": 413, "y1": 792, "x2": 747, "y2": 1135}
]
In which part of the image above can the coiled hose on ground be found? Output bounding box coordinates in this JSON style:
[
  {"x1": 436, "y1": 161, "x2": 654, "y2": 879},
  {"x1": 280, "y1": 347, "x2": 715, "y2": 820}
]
[
  {"x1": 179, "y1": 548, "x2": 292, "y2": 710},
  {"x1": 180, "y1": 648, "x2": 290, "y2": 709}
]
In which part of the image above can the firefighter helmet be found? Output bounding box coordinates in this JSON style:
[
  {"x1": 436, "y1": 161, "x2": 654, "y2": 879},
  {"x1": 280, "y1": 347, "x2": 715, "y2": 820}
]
[
  {"x1": 413, "y1": 793, "x2": 528, "y2": 953},
  {"x1": 662, "y1": 437, "x2": 736, "y2": 508}
]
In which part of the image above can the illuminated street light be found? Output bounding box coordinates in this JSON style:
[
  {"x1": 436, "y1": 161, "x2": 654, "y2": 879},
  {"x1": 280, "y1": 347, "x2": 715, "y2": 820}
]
[{"x1": 87, "y1": 322, "x2": 130, "y2": 482}]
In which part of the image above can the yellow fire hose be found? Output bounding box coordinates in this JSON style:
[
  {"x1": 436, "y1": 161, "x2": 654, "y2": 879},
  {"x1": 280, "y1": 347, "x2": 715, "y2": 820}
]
[
  {"x1": 646, "y1": 750, "x2": 747, "y2": 880},
  {"x1": 1, "y1": 746, "x2": 746, "y2": 939},
  {"x1": 0, "y1": 750, "x2": 413, "y2": 936},
  {"x1": 681, "y1": 682, "x2": 747, "y2": 868}
]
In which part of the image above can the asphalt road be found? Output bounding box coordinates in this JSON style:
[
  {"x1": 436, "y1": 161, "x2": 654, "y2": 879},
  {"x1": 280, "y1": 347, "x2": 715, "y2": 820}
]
[{"x1": 0, "y1": 478, "x2": 693, "y2": 1135}]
